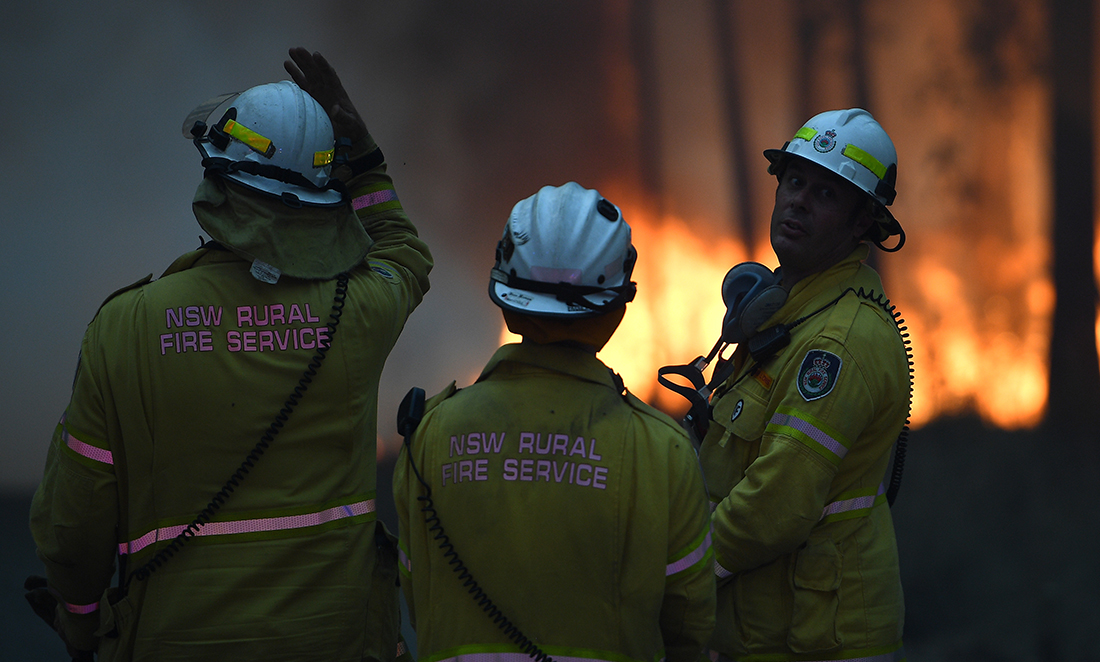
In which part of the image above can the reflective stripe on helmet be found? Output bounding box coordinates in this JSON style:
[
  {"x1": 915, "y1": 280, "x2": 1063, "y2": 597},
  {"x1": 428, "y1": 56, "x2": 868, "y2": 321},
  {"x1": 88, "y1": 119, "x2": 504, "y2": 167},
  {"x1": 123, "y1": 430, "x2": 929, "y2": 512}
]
[
  {"x1": 821, "y1": 484, "x2": 887, "y2": 523},
  {"x1": 793, "y1": 126, "x2": 817, "y2": 142},
  {"x1": 766, "y1": 406, "x2": 850, "y2": 467},
  {"x1": 842, "y1": 143, "x2": 888, "y2": 180},
  {"x1": 223, "y1": 118, "x2": 276, "y2": 158},
  {"x1": 790, "y1": 125, "x2": 889, "y2": 181},
  {"x1": 667, "y1": 528, "x2": 712, "y2": 576},
  {"x1": 119, "y1": 498, "x2": 375, "y2": 555},
  {"x1": 313, "y1": 148, "x2": 335, "y2": 167}
]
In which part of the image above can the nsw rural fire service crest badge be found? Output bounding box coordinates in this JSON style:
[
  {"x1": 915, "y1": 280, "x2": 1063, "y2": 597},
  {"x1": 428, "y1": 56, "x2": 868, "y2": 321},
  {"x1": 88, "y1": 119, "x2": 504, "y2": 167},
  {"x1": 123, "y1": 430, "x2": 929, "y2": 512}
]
[{"x1": 797, "y1": 349, "x2": 841, "y2": 401}]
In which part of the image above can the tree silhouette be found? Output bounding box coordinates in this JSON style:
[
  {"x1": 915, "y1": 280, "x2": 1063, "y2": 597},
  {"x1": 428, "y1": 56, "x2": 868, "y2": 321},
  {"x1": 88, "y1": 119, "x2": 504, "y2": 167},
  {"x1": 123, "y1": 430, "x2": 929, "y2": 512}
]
[{"x1": 1047, "y1": 0, "x2": 1100, "y2": 433}]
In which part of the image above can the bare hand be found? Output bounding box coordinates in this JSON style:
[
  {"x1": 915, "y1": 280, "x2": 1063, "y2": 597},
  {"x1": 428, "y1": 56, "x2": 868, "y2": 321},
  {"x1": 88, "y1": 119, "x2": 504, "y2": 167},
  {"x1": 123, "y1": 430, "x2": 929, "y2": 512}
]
[{"x1": 284, "y1": 47, "x2": 367, "y2": 145}]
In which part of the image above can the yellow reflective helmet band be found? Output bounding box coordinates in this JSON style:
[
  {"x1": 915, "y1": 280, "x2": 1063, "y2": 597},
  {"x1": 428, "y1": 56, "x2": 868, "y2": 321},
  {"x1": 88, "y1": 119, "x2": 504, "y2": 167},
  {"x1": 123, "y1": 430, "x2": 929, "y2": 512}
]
[
  {"x1": 793, "y1": 126, "x2": 818, "y2": 142},
  {"x1": 223, "y1": 119, "x2": 276, "y2": 158},
  {"x1": 313, "y1": 148, "x2": 335, "y2": 168},
  {"x1": 791, "y1": 125, "x2": 889, "y2": 182},
  {"x1": 842, "y1": 143, "x2": 888, "y2": 180}
]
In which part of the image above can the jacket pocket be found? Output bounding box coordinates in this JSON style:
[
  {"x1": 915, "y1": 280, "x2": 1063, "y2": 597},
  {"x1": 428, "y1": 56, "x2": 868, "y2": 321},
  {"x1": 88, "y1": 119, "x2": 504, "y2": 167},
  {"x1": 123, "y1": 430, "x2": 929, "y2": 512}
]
[{"x1": 787, "y1": 539, "x2": 841, "y2": 653}]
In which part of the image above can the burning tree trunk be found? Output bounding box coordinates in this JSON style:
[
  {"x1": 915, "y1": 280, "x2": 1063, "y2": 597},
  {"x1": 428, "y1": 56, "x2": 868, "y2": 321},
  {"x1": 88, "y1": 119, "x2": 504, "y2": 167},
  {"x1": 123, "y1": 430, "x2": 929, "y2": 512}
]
[{"x1": 1047, "y1": 0, "x2": 1100, "y2": 432}]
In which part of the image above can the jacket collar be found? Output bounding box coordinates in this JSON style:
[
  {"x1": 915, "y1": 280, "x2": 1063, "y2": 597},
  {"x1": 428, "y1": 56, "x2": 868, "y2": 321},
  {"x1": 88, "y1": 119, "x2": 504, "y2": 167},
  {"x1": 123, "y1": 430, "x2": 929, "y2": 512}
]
[{"x1": 477, "y1": 342, "x2": 622, "y2": 392}]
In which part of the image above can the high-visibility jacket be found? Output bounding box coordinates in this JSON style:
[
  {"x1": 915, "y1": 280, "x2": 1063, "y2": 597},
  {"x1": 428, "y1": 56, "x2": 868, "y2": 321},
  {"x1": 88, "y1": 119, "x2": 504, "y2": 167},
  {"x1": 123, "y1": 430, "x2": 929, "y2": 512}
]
[
  {"x1": 29, "y1": 135, "x2": 431, "y2": 661},
  {"x1": 701, "y1": 245, "x2": 908, "y2": 661},
  {"x1": 393, "y1": 342, "x2": 716, "y2": 662}
]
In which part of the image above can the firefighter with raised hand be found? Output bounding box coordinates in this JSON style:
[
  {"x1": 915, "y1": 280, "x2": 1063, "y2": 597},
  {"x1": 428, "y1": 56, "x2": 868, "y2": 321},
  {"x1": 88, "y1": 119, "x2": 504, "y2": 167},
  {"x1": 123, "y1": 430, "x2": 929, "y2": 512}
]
[
  {"x1": 27, "y1": 48, "x2": 431, "y2": 661},
  {"x1": 696, "y1": 109, "x2": 910, "y2": 661},
  {"x1": 393, "y1": 182, "x2": 716, "y2": 662}
]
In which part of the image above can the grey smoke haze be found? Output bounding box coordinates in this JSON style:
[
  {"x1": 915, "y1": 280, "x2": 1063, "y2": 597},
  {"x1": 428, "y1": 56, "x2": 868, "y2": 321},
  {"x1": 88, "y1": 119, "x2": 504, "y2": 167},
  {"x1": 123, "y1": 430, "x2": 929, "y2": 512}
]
[{"x1": 1, "y1": 1, "x2": 638, "y2": 490}]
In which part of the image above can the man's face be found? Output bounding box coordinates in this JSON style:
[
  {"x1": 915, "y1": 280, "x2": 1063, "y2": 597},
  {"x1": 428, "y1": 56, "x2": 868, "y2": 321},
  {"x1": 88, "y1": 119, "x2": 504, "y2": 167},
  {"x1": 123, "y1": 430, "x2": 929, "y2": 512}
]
[{"x1": 770, "y1": 158, "x2": 872, "y2": 286}]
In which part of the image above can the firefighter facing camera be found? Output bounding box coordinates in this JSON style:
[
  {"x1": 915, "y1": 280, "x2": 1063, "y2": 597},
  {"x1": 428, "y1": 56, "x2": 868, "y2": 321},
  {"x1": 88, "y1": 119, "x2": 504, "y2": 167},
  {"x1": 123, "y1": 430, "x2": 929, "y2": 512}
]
[
  {"x1": 27, "y1": 48, "x2": 431, "y2": 660},
  {"x1": 664, "y1": 108, "x2": 912, "y2": 661},
  {"x1": 394, "y1": 182, "x2": 716, "y2": 661}
]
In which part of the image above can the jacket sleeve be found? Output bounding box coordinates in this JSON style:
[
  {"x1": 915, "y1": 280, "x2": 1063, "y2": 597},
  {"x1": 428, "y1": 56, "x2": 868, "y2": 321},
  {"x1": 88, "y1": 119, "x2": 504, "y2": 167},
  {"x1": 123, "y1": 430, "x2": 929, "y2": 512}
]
[
  {"x1": 653, "y1": 411, "x2": 717, "y2": 661},
  {"x1": 29, "y1": 329, "x2": 121, "y2": 651},
  {"x1": 710, "y1": 337, "x2": 876, "y2": 577},
  {"x1": 344, "y1": 132, "x2": 432, "y2": 308}
]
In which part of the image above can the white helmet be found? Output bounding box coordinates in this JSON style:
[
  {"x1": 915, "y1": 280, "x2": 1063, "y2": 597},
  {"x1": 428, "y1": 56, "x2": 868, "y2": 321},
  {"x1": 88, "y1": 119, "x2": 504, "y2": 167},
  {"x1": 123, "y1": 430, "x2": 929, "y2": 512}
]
[
  {"x1": 188, "y1": 81, "x2": 344, "y2": 207},
  {"x1": 489, "y1": 182, "x2": 637, "y2": 318},
  {"x1": 764, "y1": 108, "x2": 904, "y2": 249}
]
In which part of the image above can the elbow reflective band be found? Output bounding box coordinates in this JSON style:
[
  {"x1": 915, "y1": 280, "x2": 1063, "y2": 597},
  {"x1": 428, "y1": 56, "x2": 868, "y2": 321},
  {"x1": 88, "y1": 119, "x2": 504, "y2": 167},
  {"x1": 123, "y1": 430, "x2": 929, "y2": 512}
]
[
  {"x1": 766, "y1": 406, "x2": 850, "y2": 467},
  {"x1": 119, "y1": 498, "x2": 375, "y2": 555},
  {"x1": 667, "y1": 529, "x2": 712, "y2": 576},
  {"x1": 223, "y1": 119, "x2": 276, "y2": 158},
  {"x1": 48, "y1": 586, "x2": 98, "y2": 614},
  {"x1": 59, "y1": 415, "x2": 113, "y2": 466},
  {"x1": 352, "y1": 186, "x2": 399, "y2": 213},
  {"x1": 821, "y1": 484, "x2": 887, "y2": 523},
  {"x1": 714, "y1": 557, "x2": 734, "y2": 579}
]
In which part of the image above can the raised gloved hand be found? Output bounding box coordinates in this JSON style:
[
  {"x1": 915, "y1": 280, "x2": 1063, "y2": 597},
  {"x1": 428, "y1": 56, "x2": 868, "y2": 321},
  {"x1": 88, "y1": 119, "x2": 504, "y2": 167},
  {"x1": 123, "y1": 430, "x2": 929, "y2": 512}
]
[{"x1": 284, "y1": 47, "x2": 368, "y2": 147}]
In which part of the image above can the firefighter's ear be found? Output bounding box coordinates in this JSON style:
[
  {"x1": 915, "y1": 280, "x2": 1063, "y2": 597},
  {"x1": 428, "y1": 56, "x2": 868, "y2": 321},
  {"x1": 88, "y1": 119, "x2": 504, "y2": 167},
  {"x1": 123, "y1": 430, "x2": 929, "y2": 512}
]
[{"x1": 721, "y1": 263, "x2": 787, "y2": 344}]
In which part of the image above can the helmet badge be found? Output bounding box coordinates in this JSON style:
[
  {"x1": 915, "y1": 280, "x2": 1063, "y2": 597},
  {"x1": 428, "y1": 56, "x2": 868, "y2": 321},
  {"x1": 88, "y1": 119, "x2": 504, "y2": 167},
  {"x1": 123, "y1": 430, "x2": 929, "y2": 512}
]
[{"x1": 813, "y1": 129, "x2": 838, "y2": 153}]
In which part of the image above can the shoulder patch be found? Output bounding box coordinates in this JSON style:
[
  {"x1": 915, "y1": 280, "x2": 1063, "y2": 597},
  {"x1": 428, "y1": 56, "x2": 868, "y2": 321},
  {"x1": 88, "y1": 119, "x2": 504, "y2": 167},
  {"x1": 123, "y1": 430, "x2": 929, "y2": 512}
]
[{"x1": 797, "y1": 349, "x2": 842, "y2": 401}]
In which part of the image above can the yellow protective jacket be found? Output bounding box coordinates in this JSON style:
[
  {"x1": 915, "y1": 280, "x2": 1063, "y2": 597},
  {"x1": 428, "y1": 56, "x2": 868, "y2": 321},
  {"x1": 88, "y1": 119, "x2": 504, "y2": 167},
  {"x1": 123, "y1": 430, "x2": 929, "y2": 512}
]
[
  {"x1": 30, "y1": 135, "x2": 431, "y2": 661},
  {"x1": 393, "y1": 342, "x2": 716, "y2": 662},
  {"x1": 701, "y1": 245, "x2": 907, "y2": 661}
]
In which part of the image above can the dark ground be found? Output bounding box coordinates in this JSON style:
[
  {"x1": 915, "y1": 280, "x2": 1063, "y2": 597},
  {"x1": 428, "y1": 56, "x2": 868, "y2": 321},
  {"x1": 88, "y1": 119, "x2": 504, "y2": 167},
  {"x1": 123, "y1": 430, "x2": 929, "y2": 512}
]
[{"x1": 4, "y1": 415, "x2": 1098, "y2": 661}]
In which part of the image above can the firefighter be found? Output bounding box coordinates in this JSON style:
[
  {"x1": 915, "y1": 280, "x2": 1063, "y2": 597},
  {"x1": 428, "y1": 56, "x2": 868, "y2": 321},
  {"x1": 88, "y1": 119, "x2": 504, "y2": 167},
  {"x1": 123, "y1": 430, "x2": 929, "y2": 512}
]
[
  {"x1": 697, "y1": 108, "x2": 910, "y2": 661},
  {"x1": 393, "y1": 182, "x2": 716, "y2": 662},
  {"x1": 27, "y1": 48, "x2": 431, "y2": 661}
]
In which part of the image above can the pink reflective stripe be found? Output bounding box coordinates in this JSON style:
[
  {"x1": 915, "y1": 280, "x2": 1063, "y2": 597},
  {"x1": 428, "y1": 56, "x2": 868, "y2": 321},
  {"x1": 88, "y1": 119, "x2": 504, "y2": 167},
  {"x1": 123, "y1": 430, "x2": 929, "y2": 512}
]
[
  {"x1": 398, "y1": 547, "x2": 411, "y2": 573},
  {"x1": 396, "y1": 640, "x2": 408, "y2": 657},
  {"x1": 667, "y1": 530, "x2": 712, "y2": 576},
  {"x1": 120, "y1": 499, "x2": 375, "y2": 555},
  {"x1": 529, "y1": 266, "x2": 582, "y2": 285},
  {"x1": 821, "y1": 484, "x2": 886, "y2": 521},
  {"x1": 352, "y1": 188, "x2": 398, "y2": 210},
  {"x1": 768, "y1": 411, "x2": 847, "y2": 460},
  {"x1": 714, "y1": 557, "x2": 734, "y2": 579},
  {"x1": 48, "y1": 587, "x2": 98, "y2": 614},
  {"x1": 64, "y1": 428, "x2": 113, "y2": 465}
]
